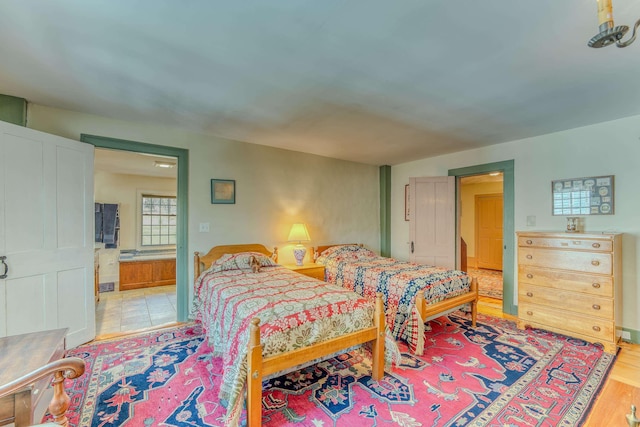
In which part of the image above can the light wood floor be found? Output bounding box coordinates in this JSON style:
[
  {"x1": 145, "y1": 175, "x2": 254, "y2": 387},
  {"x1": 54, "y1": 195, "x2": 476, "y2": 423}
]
[{"x1": 477, "y1": 295, "x2": 640, "y2": 425}]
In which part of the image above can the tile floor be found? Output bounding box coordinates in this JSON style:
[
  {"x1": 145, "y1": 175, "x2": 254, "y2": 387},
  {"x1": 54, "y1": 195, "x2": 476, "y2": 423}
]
[{"x1": 95, "y1": 285, "x2": 177, "y2": 336}]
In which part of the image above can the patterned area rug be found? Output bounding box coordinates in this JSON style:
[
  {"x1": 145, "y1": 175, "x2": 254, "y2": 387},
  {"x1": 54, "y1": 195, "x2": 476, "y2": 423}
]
[
  {"x1": 468, "y1": 267, "x2": 503, "y2": 299},
  {"x1": 53, "y1": 313, "x2": 614, "y2": 426}
]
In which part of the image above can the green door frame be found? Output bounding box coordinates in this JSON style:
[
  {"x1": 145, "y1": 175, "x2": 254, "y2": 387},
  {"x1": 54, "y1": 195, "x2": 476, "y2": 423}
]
[
  {"x1": 449, "y1": 160, "x2": 516, "y2": 315},
  {"x1": 80, "y1": 134, "x2": 189, "y2": 322}
]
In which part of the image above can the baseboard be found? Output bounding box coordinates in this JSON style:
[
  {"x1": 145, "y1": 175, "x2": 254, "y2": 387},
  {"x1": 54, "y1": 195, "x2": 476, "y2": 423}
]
[
  {"x1": 467, "y1": 257, "x2": 477, "y2": 268},
  {"x1": 619, "y1": 327, "x2": 640, "y2": 344}
]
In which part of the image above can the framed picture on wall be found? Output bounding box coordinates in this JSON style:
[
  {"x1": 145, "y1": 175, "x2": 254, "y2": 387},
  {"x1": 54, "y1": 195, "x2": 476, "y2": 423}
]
[
  {"x1": 551, "y1": 175, "x2": 614, "y2": 215},
  {"x1": 211, "y1": 179, "x2": 235, "y2": 204},
  {"x1": 405, "y1": 184, "x2": 410, "y2": 221}
]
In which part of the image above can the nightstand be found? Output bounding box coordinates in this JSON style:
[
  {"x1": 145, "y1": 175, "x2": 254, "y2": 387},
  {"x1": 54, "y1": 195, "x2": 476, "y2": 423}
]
[{"x1": 283, "y1": 263, "x2": 326, "y2": 281}]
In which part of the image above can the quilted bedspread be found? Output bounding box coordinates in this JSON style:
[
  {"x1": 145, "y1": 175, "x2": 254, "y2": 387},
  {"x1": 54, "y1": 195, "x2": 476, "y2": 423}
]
[
  {"x1": 189, "y1": 264, "x2": 397, "y2": 427},
  {"x1": 317, "y1": 245, "x2": 470, "y2": 354}
]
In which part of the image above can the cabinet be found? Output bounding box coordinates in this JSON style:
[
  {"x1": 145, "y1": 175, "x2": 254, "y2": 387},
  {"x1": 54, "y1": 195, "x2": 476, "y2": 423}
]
[
  {"x1": 516, "y1": 231, "x2": 622, "y2": 353},
  {"x1": 119, "y1": 258, "x2": 176, "y2": 291},
  {"x1": 283, "y1": 263, "x2": 326, "y2": 281}
]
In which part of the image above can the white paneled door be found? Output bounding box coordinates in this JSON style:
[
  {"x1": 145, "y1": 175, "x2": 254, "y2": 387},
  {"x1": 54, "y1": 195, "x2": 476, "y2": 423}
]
[
  {"x1": 0, "y1": 121, "x2": 95, "y2": 348},
  {"x1": 409, "y1": 176, "x2": 456, "y2": 269}
]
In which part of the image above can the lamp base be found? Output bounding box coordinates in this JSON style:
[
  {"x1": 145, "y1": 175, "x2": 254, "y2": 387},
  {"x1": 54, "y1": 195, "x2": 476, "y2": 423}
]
[{"x1": 292, "y1": 246, "x2": 306, "y2": 266}]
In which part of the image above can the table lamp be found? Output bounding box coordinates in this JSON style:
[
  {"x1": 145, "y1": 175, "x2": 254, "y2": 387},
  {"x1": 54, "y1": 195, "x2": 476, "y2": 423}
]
[{"x1": 288, "y1": 223, "x2": 311, "y2": 266}]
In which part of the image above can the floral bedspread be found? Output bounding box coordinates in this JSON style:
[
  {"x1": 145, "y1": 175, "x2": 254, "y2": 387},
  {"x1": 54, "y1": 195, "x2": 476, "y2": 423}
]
[
  {"x1": 189, "y1": 262, "x2": 397, "y2": 427},
  {"x1": 317, "y1": 245, "x2": 470, "y2": 355}
]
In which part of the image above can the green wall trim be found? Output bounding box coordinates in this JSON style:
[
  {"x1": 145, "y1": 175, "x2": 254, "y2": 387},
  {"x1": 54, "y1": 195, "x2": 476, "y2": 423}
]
[
  {"x1": 449, "y1": 160, "x2": 516, "y2": 315},
  {"x1": 379, "y1": 165, "x2": 391, "y2": 257},
  {"x1": 0, "y1": 95, "x2": 27, "y2": 126},
  {"x1": 80, "y1": 134, "x2": 190, "y2": 322}
]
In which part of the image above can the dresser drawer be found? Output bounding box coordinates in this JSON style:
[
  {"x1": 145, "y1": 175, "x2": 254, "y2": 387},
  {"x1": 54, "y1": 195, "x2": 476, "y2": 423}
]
[
  {"x1": 518, "y1": 266, "x2": 613, "y2": 297},
  {"x1": 519, "y1": 302, "x2": 615, "y2": 341},
  {"x1": 518, "y1": 236, "x2": 612, "y2": 252},
  {"x1": 518, "y1": 284, "x2": 613, "y2": 319},
  {"x1": 518, "y1": 248, "x2": 611, "y2": 275}
]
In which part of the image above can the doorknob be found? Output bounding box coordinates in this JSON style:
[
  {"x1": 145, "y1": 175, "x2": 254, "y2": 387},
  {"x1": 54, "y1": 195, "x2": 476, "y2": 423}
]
[{"x1": 0, "y1": 256, "x2": 7, "y2": 279}]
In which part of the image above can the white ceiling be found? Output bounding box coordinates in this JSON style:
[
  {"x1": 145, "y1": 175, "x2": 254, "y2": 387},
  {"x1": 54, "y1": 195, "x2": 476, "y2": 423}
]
[
  {"x1": 2, "y1": 1, "x2": 640, "y2": 166},
  {"x1": 94, "y1": 148, "x2": 178, "y2": 178}
]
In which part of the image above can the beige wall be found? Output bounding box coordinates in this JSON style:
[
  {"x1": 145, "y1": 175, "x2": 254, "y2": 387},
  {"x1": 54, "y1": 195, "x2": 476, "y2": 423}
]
[
  {"x1": 392, "y1": 113, "x2": 640, "y2": 333},
  {"x1": 26, "y1": 104, "x2": 381, "y2": 285},
  {"x1": 460, "y1": 182, "x2": 503, "y2": 259},
  {"x1": 94, "y1": 171, "x2": 177, "y2": 250}
]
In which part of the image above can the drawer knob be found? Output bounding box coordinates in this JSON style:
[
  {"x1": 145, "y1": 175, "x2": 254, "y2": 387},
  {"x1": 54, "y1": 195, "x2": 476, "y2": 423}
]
[
  {"x1": 526, "y1": 239, "x2": 533, "y2": 245},
  {"x1": 526, "y1": 292, "x2": 533, "y2": 297},
  {"x1": 592, "y1": 283, "x2": 601, "y2": 288},
  {"x1": 526, "y1": 274, "x2": 533, "y2": 279},
  {"x1": 526, "y1": 310, "x2": 533, "y2": 316},
  {"x1": 592, "y1": 304, "x2": 601, "y2": 310},
  {"x1": 592, "y1": 243, "x2": 601, "y2": 248},
  {"x1": 592, "y1": 326, "x2": 601, "y2": 332},
  {"x1": 526, "y1": 254, "x2": 533, "y2": 259},
  {"x1": 591, "y1": 260, "x2": 600, "y2": 266}
]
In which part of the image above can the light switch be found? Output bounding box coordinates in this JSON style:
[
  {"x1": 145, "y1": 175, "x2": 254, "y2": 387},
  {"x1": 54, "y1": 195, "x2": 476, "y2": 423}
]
[
  {"x1": 526, "y1": 215, "x2": 536, "y2": 226},
  {"x1": 199, "y1": 223, "x2": 210, "y2": 232}
]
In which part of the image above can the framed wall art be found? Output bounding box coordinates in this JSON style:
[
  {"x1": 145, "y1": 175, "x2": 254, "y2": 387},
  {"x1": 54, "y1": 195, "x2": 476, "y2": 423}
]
[
  {"x1": 211, "y1": 179, "x2": 235, "y2": 204},
  {"x1": 405, "y1": 184, "x2": 410, "y2": 221},
  {"x1": 552, "y1": 175, "x2": 614, "y2": 215}
]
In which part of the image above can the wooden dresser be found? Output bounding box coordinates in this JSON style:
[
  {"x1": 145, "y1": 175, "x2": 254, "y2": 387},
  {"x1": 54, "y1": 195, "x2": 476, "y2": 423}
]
[
  {"x1": 283, "y1": 263, "x2": 326, "y2": 281},
  {"x1": 517, "y1": 231, "x2": 622, "y2": 353}
]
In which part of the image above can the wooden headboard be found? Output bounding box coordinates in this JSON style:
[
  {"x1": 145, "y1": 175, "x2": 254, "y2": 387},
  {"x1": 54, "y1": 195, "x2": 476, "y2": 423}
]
[
  {"x1": 313, "y1": 243, "x2": 362, "y2": 260},
  {"x1": 194, "y1": 244, "x2": 278, "y2": 280}
]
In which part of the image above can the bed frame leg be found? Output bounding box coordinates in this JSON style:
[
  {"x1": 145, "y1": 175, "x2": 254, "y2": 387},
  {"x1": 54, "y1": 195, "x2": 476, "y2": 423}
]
[
  {"x1": 372, "y1": 293, "x2": 385, "y2": 381},
  {"x1": 415, "y1": 293, "x2": 426, "y2": 321},
  {"x1": 470, "y1": 277, "x2": 478, "y2": 328},
  {"x1": 247, "y1": 318, "x2": 263, "y2": 427}
]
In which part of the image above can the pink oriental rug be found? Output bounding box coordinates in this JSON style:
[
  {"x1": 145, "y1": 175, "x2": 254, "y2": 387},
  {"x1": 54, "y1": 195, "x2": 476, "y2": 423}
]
[{"x1": 53, "y1": 313, "x2": 614, "y2": 426}]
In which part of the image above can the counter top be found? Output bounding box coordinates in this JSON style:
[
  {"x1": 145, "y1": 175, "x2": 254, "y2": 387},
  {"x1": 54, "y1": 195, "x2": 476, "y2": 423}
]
[{"x1": 119, "y1": 251, "x2": 176, "y2": 262}]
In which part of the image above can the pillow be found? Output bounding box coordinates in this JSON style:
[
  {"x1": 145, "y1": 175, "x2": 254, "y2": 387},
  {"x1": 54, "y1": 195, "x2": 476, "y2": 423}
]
[
  {"x1": 210, "y1": 251, "x2": 278, "y2": 272},
  {"x1": 316, "y1": 245, "x2": 376, "y2": 264}
]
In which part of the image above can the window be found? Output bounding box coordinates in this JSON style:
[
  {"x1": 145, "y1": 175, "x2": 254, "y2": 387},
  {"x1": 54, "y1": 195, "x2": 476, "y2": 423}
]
[{"x1": 141, "y1": 195, "x2": 177, "y2": 246}]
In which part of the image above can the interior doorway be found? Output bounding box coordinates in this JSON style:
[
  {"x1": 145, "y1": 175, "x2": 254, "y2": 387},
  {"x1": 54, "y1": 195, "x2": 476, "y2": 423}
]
[
  {"x1": 81, "y1": 134, "x2": 190, "y2": 330},
  {"x1": 449, "y1": 160, "x2": 515, "y2": 315},
  {"x1": 460, "y1": 174, "x2": 504, "y2": 302},
  {"x1": 94, "y1": 148, "x2": 178, "y2": 336}
]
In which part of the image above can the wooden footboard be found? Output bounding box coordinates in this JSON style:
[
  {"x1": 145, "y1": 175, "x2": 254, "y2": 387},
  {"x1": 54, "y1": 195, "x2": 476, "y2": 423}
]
[
  {"x1": 415, "y1": 276, "x2": 478, "y2": 327},
  {"x1": 246, "y1": 293, "x2": 386, "y2": 427}
]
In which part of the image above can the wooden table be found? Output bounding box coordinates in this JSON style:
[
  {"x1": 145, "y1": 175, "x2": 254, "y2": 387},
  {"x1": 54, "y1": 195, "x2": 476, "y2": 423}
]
[{"x1": 0, "y1": 329, "x2": 67, "y2": 426}]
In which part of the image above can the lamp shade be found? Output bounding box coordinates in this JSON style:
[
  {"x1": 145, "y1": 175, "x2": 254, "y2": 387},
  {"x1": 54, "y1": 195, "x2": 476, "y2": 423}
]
[{"x1": 287, "y1": 223, "x2": 311, "y2": 243}]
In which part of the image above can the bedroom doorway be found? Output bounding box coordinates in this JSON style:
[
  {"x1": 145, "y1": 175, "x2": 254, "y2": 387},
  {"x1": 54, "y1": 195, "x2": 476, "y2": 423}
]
[
  {"x1": 82, "y1": 134, "x2": 189, "y2": 336},
  {"x1": 460, "y1": 175, "x2": 504, "y2": 303},
  {"x1": 93, "y1": 148, "x2": 178, "y2": 336},
  {"x1": 449, "y1": 160, "x2": 515, "y2": 316}
]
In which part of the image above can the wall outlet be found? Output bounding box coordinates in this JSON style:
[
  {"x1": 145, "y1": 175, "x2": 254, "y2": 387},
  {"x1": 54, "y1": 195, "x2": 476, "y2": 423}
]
[
  {"x1": 199, "y1": 222, "x2": 210, "y2": 232},
  {"x1": 526, "y1": 215, "x2": 536, "y2": 226},
  {"x1": 621, "y1": 331, "x2": 631, "y2": 341}
]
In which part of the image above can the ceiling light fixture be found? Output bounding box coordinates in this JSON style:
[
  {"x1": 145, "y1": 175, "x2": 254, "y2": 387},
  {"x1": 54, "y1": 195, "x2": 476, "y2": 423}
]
[
  {"x1": 588, "y1": 0, "x2": 640, "y2": 48},
  {"x1": 154, "y1": 161, "x2": 176, "y2": 168}
]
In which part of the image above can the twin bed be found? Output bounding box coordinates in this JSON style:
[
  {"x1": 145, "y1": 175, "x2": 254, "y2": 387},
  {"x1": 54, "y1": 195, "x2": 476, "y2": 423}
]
[
  {"x1": 191, "y1": 243, "x2": 478, "y2": 427},
  {"x1": 315, "y1": 244, "x2": 478, "y2": 354},
  {"x1": 191, "y1": 244, "x2": 391, "y2": 427}
]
